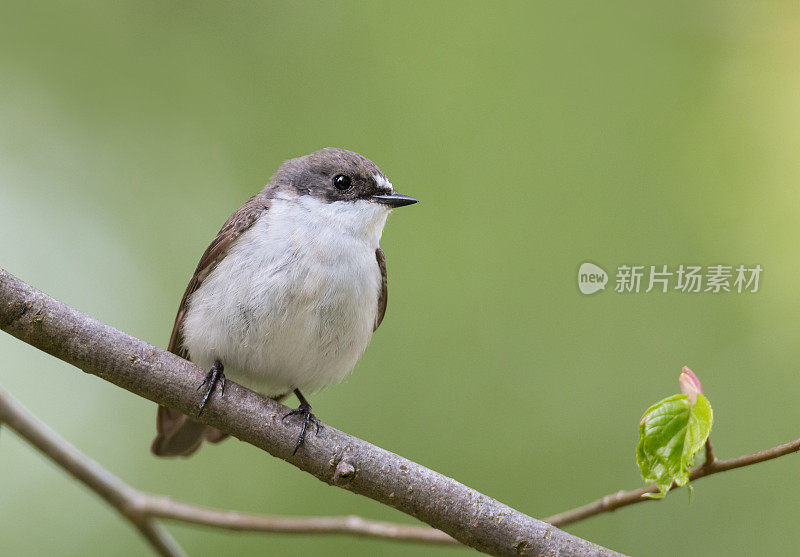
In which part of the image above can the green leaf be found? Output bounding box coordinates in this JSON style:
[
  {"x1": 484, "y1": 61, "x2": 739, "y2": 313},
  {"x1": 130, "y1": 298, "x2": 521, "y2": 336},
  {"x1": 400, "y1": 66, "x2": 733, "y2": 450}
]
[{"x1": 636, "y1": 393, "x2": 713, "y2": 499}]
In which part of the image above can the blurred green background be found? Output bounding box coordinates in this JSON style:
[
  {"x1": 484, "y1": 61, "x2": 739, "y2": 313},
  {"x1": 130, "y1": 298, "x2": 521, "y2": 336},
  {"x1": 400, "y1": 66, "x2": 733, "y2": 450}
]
[{"x1": 2, "y1": 2, "x2": 800, "y2": 555}]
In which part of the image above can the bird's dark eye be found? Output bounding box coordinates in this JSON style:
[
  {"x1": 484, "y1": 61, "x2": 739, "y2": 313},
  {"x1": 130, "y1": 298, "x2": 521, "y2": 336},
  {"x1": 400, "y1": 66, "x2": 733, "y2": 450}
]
[{"x1": 332, "y1": 174, "x2": 352, "y2": 190}]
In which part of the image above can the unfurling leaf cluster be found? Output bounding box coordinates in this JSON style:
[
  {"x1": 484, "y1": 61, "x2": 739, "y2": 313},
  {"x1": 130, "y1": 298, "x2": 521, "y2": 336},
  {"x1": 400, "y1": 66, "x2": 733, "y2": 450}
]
[{"x1": 636, "y1": 368, "x2": 713, "y2": 499}]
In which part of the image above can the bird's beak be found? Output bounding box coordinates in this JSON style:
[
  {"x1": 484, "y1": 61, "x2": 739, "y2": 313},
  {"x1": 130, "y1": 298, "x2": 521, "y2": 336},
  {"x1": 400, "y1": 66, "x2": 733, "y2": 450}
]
[{"x1": 370, "y1": 193, "x2": 419, "y2": 208}]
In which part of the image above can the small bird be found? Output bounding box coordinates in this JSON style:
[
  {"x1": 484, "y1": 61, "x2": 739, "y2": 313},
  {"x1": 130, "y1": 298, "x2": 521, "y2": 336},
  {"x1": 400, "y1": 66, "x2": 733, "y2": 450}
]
[{"x1": 151, "y1": 148, "x2": 418, "y2": 457}]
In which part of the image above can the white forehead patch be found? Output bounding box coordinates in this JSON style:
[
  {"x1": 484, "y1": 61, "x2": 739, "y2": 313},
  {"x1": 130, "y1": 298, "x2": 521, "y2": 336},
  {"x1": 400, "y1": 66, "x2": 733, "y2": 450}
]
[{"x1": 373, "y1": 174, "x2": 393, "y2": 193}]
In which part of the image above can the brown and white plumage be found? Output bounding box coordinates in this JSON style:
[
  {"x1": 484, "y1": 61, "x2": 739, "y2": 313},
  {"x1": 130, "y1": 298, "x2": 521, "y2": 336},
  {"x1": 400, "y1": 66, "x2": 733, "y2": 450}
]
[{"x1": 151, "y1": 148, "x2": 409, "y2": 457}]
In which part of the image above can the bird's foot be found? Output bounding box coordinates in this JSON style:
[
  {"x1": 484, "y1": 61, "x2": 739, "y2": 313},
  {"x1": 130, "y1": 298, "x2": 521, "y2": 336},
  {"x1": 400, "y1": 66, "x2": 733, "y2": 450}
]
[
  {"x1": 197, "y1": 360, "x2": 225, "y2": 416},
  {"x1": 282, "y1": 398, "x2": 321, "y2": 454}
]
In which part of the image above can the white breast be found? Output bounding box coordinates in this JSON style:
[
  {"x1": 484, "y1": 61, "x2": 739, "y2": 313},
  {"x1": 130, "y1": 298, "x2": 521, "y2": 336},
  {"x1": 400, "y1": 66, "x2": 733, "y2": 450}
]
[{"x1": 181, "y1": 194, "x2": 389, "y2": 397}]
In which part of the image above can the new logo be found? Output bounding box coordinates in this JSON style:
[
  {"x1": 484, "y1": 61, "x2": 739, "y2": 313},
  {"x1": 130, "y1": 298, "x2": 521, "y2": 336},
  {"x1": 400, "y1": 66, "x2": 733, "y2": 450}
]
[{"x1": 578, "y1": 262, "x2": 608, "y2": 295}]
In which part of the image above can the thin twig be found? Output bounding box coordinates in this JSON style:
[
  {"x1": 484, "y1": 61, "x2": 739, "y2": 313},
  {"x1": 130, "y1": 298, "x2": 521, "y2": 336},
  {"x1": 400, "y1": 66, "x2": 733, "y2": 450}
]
[
  {"x1": 545, "y1": 435, "x2": 800, "y2": 528},
  {"x1": 0, "y1": 268, "x2": 621, "y2": 556},
  {"x1": 144, "y1": 497, "x2": 457, "y2": 544},
  {"x1": 704, "y1": 437, "x2": 716, "y2": 466},
  {"x1": 0, "y1": 388, "x2": 460, "y2": 550},
  {"x1": 132, "y1": 520, "x2": 186, "y2": 557},
  {"x1": 0, "y1": 387, "x2": 186, "y2": 557}
]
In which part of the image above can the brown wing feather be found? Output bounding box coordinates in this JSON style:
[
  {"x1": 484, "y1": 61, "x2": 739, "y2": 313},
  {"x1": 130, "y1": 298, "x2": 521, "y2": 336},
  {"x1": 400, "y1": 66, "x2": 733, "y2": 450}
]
[
  {"x1": 152, "y1": 194, "x2": 270, "y2": 457},
  {"x1": 167, "y1": 194, "x2": 271, "y2": 357},
  {"x1": 375, "y1": 248, "x2": 387, "y2": 331}
]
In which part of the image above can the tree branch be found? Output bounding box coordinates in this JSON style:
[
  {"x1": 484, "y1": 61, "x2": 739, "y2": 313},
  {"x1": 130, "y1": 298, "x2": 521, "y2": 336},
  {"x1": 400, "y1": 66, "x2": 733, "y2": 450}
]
[
  {"x1": 0, "y1": 268, "x2": 622, "y2": 556},
  {"x1": 143, "y1": 497, "x2": 457, "y2": 544},
  {"x1": 544, "y1": 435, "x2": 800, "y2": 528},
  {"x1": 0, "y1": 387, "x2": 458, "y2": 548},
  {"x1": 0, "y1": 387, "x2": 186, "y2": 557}
]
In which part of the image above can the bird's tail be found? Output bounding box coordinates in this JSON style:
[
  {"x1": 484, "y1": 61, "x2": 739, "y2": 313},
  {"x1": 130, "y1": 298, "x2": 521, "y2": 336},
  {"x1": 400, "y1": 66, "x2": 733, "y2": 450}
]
[{"x1": 150, "y1": 405, "x2": 228, "y2": 457}]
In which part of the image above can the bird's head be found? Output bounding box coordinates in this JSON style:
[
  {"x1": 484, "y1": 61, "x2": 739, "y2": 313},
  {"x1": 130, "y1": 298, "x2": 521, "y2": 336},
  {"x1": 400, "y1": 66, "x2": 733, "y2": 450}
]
[{"x1": 266, "y1": 147, "x2": 418, "y2": 240}]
